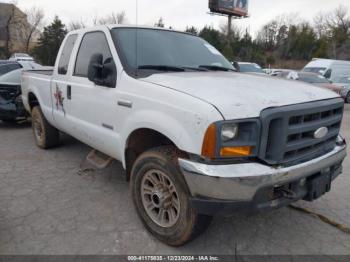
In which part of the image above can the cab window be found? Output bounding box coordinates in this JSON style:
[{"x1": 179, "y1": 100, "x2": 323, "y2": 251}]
[
  {"x1": 74, "y1": 32, "x2": 113, "y2": 78},
  {"x1": 58, "y1": 34, "x2": 78, "y2": 75}
]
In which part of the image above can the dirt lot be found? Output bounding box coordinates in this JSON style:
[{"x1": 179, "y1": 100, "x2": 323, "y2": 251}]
[{"x1": 0, "y1": 105, "x2": 349, "y2": 255}]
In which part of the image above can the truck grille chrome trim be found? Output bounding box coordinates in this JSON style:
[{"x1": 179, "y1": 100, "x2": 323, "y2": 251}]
[{"x1": 259, "y1": 98, "x2": 344, "y2": 166}]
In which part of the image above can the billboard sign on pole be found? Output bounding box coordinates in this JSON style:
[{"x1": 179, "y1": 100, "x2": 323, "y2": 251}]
[{"x1": 209, "y1": 0, "x2": 249, "y2": 17}]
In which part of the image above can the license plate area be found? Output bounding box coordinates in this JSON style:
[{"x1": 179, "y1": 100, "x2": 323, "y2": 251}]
[{"x1": 303, "y1": 169, "x2": 332, "y2": 201}]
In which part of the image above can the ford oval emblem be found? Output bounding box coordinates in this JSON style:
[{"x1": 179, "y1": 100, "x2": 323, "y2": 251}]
[{"x1": 314, "y1": 127, "x2": 328, "y2": 139}]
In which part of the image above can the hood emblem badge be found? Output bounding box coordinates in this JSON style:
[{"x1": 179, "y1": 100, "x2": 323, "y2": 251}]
[{"x1": 314, "y1": 127, "x2": 328, "y2": 139}]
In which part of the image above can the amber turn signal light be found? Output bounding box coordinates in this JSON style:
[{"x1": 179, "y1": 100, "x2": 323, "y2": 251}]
[
  {"x1": 220, "y1": 146, "x2": 253, "y2": 157},
  {"x1": 201, "y1": 124, "x2": 217, "y2": 159}
]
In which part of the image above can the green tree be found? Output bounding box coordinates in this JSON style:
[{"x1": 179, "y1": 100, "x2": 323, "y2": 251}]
[
  {"x1": 313, "y1": 37, "x2": 329, "y2": 58},
  {"x1": 154, "y1": 17, "x2": 165, "y2": 28},
  {"x1": 33, "y1": 16, "x2": 67, "y2": 65},
  {"x1": 185, "y1": 26, "x2": 198, "y2": 36},
  {"x1": 294, "y1": 23, "x2": 317, "y2": 60},
  {"x1": 199, "y1": 26, "x2": 225, "y2": 52}
]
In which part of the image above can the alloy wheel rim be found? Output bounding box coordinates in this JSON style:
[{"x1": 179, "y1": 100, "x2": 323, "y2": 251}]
[{"x1": 141, "y1": 169, "x2": 181, "y2": 228}]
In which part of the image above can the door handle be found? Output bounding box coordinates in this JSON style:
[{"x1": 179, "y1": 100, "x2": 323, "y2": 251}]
[
  {"x1": 67, "y1": 85, "x2": 72, "y2": 100},
  {"x1": 118, "y1": 100, "x2": 133, "y2": 108}
]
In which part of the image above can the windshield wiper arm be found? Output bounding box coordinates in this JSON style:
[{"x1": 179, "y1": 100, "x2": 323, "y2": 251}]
[
  {"x1": 138, "y1": 65, "x2": 185, "y2": 72},
  {"x1": 182, "y1": 66, "x2": 209, "y2": 72},
  {"x1": 199, "y1": 65, "x2": 236, "y2": 72}
]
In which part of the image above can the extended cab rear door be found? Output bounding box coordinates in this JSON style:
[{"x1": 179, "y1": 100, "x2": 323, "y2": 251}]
[{"x1": 51, "y1": 33, "x2": 78, "y2": 132}]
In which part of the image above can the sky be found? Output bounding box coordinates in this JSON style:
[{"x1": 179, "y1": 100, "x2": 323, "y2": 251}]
[{"x1": 2, "y1": 0, "x2": 350, "y2": 35}]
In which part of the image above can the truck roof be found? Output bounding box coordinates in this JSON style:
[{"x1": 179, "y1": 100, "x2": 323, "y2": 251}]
[{"x1": 69, "y1": 24, "x2": 191, "y2": 36}]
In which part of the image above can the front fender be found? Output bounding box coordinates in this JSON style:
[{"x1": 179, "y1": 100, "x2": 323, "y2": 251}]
[{"x1": 119, "y1": 109, "x2": 211, "y2": 167}]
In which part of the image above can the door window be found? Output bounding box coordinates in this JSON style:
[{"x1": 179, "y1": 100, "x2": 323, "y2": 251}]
[{"x1": 74, "y1": 32, "x2": 113, "y2": 78}]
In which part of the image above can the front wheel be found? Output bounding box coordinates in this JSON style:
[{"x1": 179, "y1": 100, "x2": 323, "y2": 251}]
[
  {"x1": 31, "y1": 106, "x2": 60, "y2": 149},
  {"x1": 131, "y1": 146, "x2": 212, "y2": 246}
]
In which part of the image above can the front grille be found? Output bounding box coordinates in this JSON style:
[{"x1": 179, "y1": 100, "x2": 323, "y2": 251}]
[{"x1": 259, "y1": 98, "x2": 344, "y2": 165}]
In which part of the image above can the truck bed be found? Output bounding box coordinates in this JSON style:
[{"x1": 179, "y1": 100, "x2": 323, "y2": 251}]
[
  {"x1": 24, "y1": 69, "x2": 53, "y2": 76},
  {"x1": 21, "y1": 69, "x2": 54, "y2": 117}
]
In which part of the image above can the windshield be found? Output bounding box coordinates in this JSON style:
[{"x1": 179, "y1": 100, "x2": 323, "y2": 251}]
[
  {"x1": 111, "y1": 28, "x2": 234, "y2": 76},
  {"x1": 239, "y1": 63, "x2": 264, "y2": 73},
  {"x1": 298, "y1": 74, "x2": 329, "y2": 84},
  {"x1": 302, "y1": 67, "x2": 326, "y2": 74}
]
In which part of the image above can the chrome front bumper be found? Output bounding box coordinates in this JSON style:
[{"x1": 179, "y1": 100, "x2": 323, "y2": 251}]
[{"x1": 179, "y1": 144, "x2": 347, "y2": 202}]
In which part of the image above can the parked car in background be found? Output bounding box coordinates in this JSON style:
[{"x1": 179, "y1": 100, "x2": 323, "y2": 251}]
[
  {"x1": 0, "y1": 61, "x2": 44, "y2": 123},
  {"x1": 233, "y1": 62, "x2": 265, "y2": 75},
  {"x1": 302, "y1": 58, "x2": 350, "y2": 82},
  {"x1": 278, "y1": 70, "x2": 349, "y2": 103},
  {"x1": 333, "y1": 76, "x2": 350, "y2": 88},
  {"x1": 0, "y1": 61, "x2": 22, "y2": 77},
  {"x1": 333, "y1": 76, "x2": 350, "y2": 103},
  {"x1": 263, "y1": 68, "x2": 272, "y2": 74},
  {"x1": 267, "y1": 69, "x2": 290, "y2": 77},
  {"x1": 9, "y1": 53, "x2": 34, "y2": 62}
]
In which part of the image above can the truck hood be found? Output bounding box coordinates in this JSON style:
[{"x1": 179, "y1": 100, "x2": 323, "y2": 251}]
[{"x1": 141, "y1": 72, "x2": 339, "y2": 119}]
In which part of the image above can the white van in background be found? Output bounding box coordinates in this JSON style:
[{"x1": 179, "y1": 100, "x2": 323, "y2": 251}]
[{"x1": 302, "y1": 58, "x2": 350, "y2": 82}]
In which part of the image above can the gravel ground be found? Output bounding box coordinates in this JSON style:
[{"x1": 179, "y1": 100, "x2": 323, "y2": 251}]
[{"x1": 0, "y1": 105, "x2": 349, "y2": 255}]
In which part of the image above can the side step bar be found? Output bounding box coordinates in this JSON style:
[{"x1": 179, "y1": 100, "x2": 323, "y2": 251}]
[{"x1": 86, "y1": 150, "x2": 114, "y2": 169}]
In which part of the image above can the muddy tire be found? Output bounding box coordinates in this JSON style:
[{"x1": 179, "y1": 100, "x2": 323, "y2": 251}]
[
  {"x1": 31, "y1": 106, "x2": 59, "y2": 149},
  {"x1": 131, "y1": 146, "x2": 212, "y2": 246}
]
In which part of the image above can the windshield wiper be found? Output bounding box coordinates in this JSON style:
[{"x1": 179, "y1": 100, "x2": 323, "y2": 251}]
[
  {"x1": 182, "y1": 66, "x2": 209, "y2": 72},
  {"x1": 138, "y1": 65, "x2": 185, "y2": 72},
  {"x1": 199, "y1": 65, "x2": 236, "y2": 72},
  {"x1": 137, "y1": 65, "x2": 230, "y2": 73}
]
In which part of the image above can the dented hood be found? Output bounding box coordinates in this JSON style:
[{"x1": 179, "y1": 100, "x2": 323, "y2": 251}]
[{"x1": 142, "y1": 72, "x2": 339, "y2": 119}]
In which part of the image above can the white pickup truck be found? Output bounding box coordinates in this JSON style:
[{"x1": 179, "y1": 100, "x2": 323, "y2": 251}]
[{"x1": 22, "y1": 25, "x2": 347, "y2": 246}]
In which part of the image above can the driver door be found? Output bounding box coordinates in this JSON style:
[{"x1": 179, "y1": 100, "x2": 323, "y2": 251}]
[{"x1": 65, "y1": 31, "x2": 120, "y2": 158}]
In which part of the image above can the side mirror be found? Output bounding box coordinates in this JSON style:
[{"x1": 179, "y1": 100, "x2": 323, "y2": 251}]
[
  {"x1": 88, "y1": 53, "x2": 103, "y2": 84},
  {"x1": 58, "y1": 66, "x2": 68, "y2": 75},
  {"x1": 102, "y1": 57, "x2": 117, "y2": 88},
  {"x1": 87, "y1": 53, "x2": 116, "y2": 88},
  {"x1": 233, "y1": 61, "x2": 240, "y2": 72}
]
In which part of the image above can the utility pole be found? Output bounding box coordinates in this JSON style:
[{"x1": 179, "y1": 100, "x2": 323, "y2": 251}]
[{"x1": 227, "y1": 15, "x2": 232, "y2": 43}]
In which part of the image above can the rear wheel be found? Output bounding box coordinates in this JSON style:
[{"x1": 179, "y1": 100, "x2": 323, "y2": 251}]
[
  {"x1": 131, "y1": 146, "x2": 212, "y2": 246},
  {"x1": 31, "y1": 106, "x2": 59, "y2": 149}
]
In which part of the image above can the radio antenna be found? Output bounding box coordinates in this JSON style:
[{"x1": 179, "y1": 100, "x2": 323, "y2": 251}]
[{"x1": 135, "y1": 0, "x2": 139, "y2": 77}]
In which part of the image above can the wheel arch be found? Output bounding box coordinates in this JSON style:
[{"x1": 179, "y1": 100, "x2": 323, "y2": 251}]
[
  {"x1": 28, "y1": 92, "x2": 39, "y2": 111},
  {"x1": 124, "y1": 128, "x2": 188, "y2": 180}
]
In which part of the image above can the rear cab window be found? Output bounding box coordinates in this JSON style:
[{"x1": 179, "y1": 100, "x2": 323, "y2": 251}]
[{"x1": 57, "y1": 34, "x2": 78, "y2": 75}]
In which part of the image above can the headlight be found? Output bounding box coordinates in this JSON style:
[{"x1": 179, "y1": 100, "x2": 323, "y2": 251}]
[
  {"x1": 221, "y1": 124, "x2": 238, "y2": 141},
  {"x1": 202, "y1": 119, "x2": 260, "y2": 159}
]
